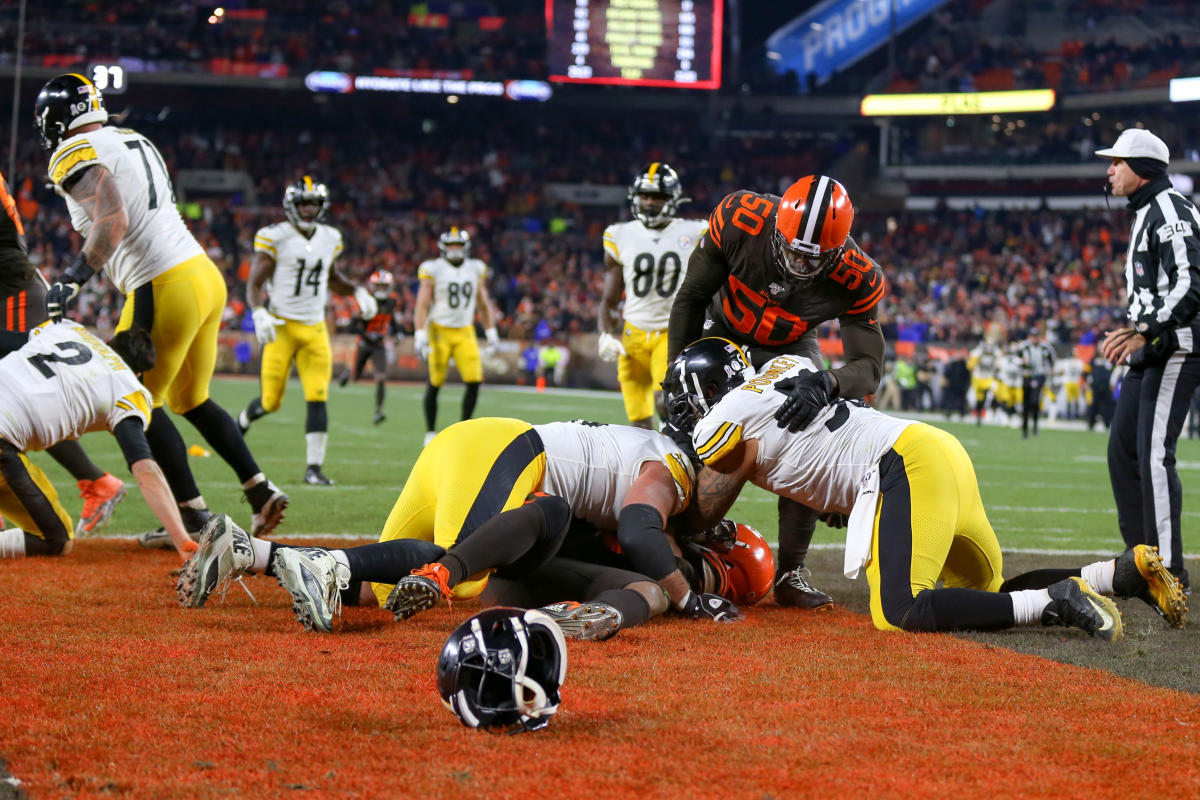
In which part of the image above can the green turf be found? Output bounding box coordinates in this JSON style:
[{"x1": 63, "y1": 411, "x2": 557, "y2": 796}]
[{"x1": 40, "y1": 375, "x2": 1200, "y2": 560}]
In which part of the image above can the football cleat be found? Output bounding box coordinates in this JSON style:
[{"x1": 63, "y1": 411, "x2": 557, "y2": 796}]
[
  {"x1": 273, "y1": 547, "x2": 350, "y2": 633},
  {"x1": 75, "y1": 473, "x2": 127, "y2": 537},
  {"x1": 384, "y1": 563, "x2": 452, "y2": 621},
  {"x1": 138, "y1": 507, "x2": 212, "y2": 550},
  {"x1": 236, "y1": 409, "x2": 252, "y2": 435},
  {"x1": 423, "y1": 431, "x2": 437, "y2": 447},
  {"x1": 245, "y1": 480, "x2": 288, "y2": 537},
  {"x1": 1112, "y1": 545, "x2": 1187, "y2": 628},
  {"x1": 373, "y1": 411, "x2": 386, "y2": 426},
  {"x1": 539, "y1": 601, "x2": 623, "y2": 641},
  {"x1": 1042, "y1": 577, "x2": 1123, "y2": 641},
  {"x1": 337, "y1": 370, "x2": 351, "y2": 388},
  {"x1": 175, "y1": 514, "x2": 253, "y2": 608},
  {"x1": 304, "y1": 466, "x2": 334, "y2": 486},
  {"x1": 773, "y1": 567, "x2": 834, "y2": 611}
]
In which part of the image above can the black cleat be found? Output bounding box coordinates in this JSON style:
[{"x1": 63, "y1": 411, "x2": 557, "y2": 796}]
[
  {"x1": 304, "y1": 466, "x2": 335, "y2": 486},
  {"x1": 1042, "y1": 577, "x2": 1123, "y2": 641},
  {"x1": 773, "y1": 567, "x2": 834, "y2": 610},
  {"x1": 373, "y1": 411, "x2": 386, "y2": 426}
]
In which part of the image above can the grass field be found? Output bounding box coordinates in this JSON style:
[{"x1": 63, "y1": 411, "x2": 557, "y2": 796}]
[{"x1": 3, "y1": 377, "x2": 1198, "y2": 798}]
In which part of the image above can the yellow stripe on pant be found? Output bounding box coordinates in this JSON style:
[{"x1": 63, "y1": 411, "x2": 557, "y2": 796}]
[
  {"x1": 0, "y1": 452, "x2": 73, "y2": 540},
  {"x1": 371, "y1": 418, "x2": 546, "y2": 605}
]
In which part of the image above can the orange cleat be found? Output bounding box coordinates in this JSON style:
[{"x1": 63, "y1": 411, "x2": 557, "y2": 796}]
[{"x1": 76, "y1": 473, "x2": 127, "y2": 536}]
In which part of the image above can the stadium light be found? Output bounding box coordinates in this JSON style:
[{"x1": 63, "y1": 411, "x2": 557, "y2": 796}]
[
  {"x1": 860, "y1": 89, "x2": 1056, "y2": 116},
  {"x1": 1169, "y1": 76, "x2": 1200, "y2": 103}
]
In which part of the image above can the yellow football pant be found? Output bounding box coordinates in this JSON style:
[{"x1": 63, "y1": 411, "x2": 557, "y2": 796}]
[
  {"x1": 866, "y1": 423, "x2": 1005, "y2": 632},
  {"x1": 371, "y1": 418, "x2": 546, "y2": 605},
  {"x1": 259, "y1": 319, "x2": 331, "y2": 412},
  {"x1": 618, "y1": 322, "x2": 668, "y2": 422},
  {"x1": 116, "y1": 253, "x2": 226, "y2": 413},
  {"x1": 428, "y1": 322, "x2": 482, "y2": 386},
  {"x1": 0, "y1": 450, "x2": 73, "y2": 542}
]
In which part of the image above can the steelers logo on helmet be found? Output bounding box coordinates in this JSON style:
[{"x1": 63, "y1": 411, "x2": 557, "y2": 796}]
[
  {"x1": 774, "y1": 175, "x2": 853, "y2": 286},
  {"x1": 33, "y1": 73, "x2": 110, "y2": 151},
  {"x1": 627, "y1": 162, "x2": 683, "y2": 229},
  {"x1": 368, "y1": 268, "x2": 394, "y2": 300},
  {"x1": 436, "y1": 607, "x2": 568, "y2": 733},
  {"x1": 661, "y1": 337, "x2": 752, "y2": 436},
  {"x1": 283, "y1": 176, "x2": 330, "y2": 235},
  {"x1": 438, "y1": 227, "x2": 471, "y2": 266}
]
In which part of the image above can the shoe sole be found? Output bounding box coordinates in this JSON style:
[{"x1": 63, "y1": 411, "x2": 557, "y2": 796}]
[
  {"x1": 274, "y1": 551, "x2": 333, "y2": 633},
  {"x1": 76, "y1": 486, "x2": 128, "y2": 537},
  {"x1": 1072, "y1": 577, "x2": 1124, "y2": 642},
  {"x1": 251, "y1": 493, "x2": 289, "y2": 538},
  {"x1": 385, "y1": 580, "x2": 442, "y2": 621},
  {"x1": 547, "y1": 604, "x2": 622, "y2": 641},
  {"x1": 176, "y1": 517, "x2": 231, "y2": 608},
  {"x1": 1135, "y1": 546, "x2": 1188, "y2": 628}
]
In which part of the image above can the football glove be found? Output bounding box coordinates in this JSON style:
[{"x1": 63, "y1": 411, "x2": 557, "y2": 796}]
[
  {"x1": 414, "y1": 329, "x2": 430, "y2": 361},
  {"x1": 774, "y1": 370, "x2": 837, "y2": 432},
  {"x1": 251, "y1": 306, "x2": 283, "y2": 345},
  {"x1": 597, "y1": 331, "x2": 626, "y2": 362},
  {"x1": 485, "y1": 327, "x2": 500, "y2": 355},
  {"x1": 353, "y1": 285, "x2": 379, "y2": 320},
  {"x1": 691, "y1": 518, "x2": 737, "y2": 553},
  {"x1": 46, "y1": 253, "x2": 94, "y2": 322},
  {"x1": 819, "y1": 511, "x2": 849, "y2": 529},
  {"x1": 679, "y1": 590, "x2": 743, "y2": 623}
]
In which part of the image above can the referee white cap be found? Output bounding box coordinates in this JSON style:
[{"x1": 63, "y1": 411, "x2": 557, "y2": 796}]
[{"x1": 1095, "y1": 128, "x2": 1170, "y2": 163}]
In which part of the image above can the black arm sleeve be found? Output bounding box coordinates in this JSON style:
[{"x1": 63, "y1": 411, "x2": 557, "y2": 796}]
[
  {"x1": 832, "y1": 316, "x2": 885, "y2": 399},
  {"x1": 668, "y1": 236, "x2": 729, "y2": 362},
  {"x1": 113, "y1": 417, "x2": 154, "y2": 468},
  {"x1": 616, "y1": 503, "x2": 678, "y2": 581}
]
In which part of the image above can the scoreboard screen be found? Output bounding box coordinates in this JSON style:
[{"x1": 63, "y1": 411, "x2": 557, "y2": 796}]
[{"x1": 547, "y1": 0, "x2": 722, "y2": 89}]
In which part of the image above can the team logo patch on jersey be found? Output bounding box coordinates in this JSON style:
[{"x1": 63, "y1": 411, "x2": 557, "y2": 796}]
[
  {"x1": 768, "y1": 282, "x2": 788, "y2": 297},
  {"x1": 678, "y1": 235, "x2": 693, "y2": 250}
]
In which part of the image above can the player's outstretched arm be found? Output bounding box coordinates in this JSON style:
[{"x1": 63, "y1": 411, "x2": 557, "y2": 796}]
[
  {"x1": 130, "y1": 458, "x2": 195, "y2": 559},
  {"x1": 832, "y1": 315, "x2": 885, "y2": 399},
  {"x1": 667, "y1": 236, "x2": 728, "y2": 362}
]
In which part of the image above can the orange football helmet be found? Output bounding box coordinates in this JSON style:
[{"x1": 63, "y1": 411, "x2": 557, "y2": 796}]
[
  {"x1": 774, "y1": 175, "x2": 853, "y2": 285},
  {"x1": 368, "y1": 268, "x2": 394, "y2": 296},
  {"x1": 697, "y1": 523, "x2": 775, "y2": 605}
]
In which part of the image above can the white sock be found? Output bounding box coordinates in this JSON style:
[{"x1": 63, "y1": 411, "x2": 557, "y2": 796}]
[
  {"x1": 331, "y1": 549, "x2": 350, "y2": 570},
  {"x1": 180, "y1": 496, "x2": 207, "y2": 510},
  {"x1": 306, "y1": 432, "x2": 328, "y2": 467},
  {"x1": 1081, "y1": 560, "x2": 1116, "y2": 595},
  {"x1": 241, "y1": 473, "x2": 266, "y2": 491},
  {"x1": 1010, "y1": 588, "x2": 1052, "y2": 625},
  {"x1": 238, "y1": 409, "x2": 252, "y2": 430},
  {"x1": 250, "y1": 536, "x2": 273, "y2": 573},
  {"x1": 0, "y1": 528, "x2": 26, "y2": 558}
]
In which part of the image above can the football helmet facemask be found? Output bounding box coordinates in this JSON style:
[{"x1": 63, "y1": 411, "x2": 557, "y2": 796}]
[
  {"x1": 695, "y1": 523, "x2": 776, "y2": 605},
  {"x1": 774, "y1": 175, "x2": 853, "y2": 286},
  {"x1": 437, "y1": 607, "x2": 567, "y2": 733},
  {"x1": 438, "y1": 227, "x2": 471, "y2": 266},
  {"x1": 368, "y1": 268, "x2": 394, "y2": 299},
  {"x1": 34, "y1": 73, "x2": 109, "y2": 151},
  {"x1": 662, "y1": 337, "x2": 753, "y2": 436},
  {"x1": 283, "y1": 176, "x2": 329, "y2": 234},
  {"x1": 627, "y1": 162, "x2": 683, "y2": 229}
]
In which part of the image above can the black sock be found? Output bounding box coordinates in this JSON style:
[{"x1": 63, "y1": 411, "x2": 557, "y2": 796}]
[
  {"x1": 182, "y1": 399, "x2": 262, "y2": 484},
  {"x1": 45, "y1": 440, "x2": 105, "y2": 482},
  {"x1": 23, "y1": 531, "x2": 68, "y2": 556},
  {"x1": 145, "y1": 408, "x2": 201, "y2": 502},
  {"x1": 341, "y1": 539, "x2": 445, "y2": 583},
  {"x1": 999, "y1": 568, "x2": 1080, "y2": 592},
  {"x1": 423, "y1": 383, "x2": 439, "y2": 431},
  {"x1": 340, "y1": 580, "x2": 363, "y2": 607},
  {"x1": 775, "y1": 496, "x2": 816, "y2": 573},
  {"x1": 243, "y1": 397, "x2": 268, "y2": 423},
  {"x1": 375, "y1": 379, "x2": 385, "y2": 411},
  {"x1": 306, "y1": 401, "x2": 327, "y2": 434},
  {"x1": 442, "y1": 496, "x2": 571, "y2": 586},
  {"x1": 462, "y1": 382, "x2": 480, "y2": 420},
  {"x1": 593, "y1": 587, "x2": 651, "y2": 627},
  {"x1": 263, "y1": 541, "x2": 285, "y2": 577}
]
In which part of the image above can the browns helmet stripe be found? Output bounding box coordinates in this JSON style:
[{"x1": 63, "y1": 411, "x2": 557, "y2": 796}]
[{"x1": 800, "y1": 175, "x2": 832, "y2": 246}]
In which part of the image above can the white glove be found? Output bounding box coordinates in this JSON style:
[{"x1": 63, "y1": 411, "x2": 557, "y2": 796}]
[
  {"x1": 354, "y1": 286, "x2": 379, "y2": 320},
  {"x1": 597, "y1": 331, "x2": 626, "y2": 362},
  {"x1": 252, "y1": 306, "x2": 283, "y2": 345},
  {"x1": 485, "y1": 327, "x2": 500, "y2": 355},
  {"x1": 414, "y1": 329, "x2": 430, "y2": 361}
]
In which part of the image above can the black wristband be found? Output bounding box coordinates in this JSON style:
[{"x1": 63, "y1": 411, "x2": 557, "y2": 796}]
[{"x1": 62, "y1": 252, "x2": 95, "y2": 285}]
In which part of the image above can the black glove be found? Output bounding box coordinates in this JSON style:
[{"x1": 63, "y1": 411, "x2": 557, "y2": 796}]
[
  {"x1": 679, "y1": 590, "x2": 744, "y2": 622},
  {"x1": 692, "y1": 518, "x2": 737, "y2": 553},
  {"x1": 774, "y1": 370, "x2": 837, "y2": 432},
  {"x1": 46, "y1": 254, "x2": 94, "y2": 322},
  {"x1": 818, "y1": 511, "x2": 849, "y2": 529}
]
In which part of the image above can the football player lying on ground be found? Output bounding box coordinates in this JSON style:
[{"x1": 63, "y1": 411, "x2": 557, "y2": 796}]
[
  {"x1": 0, "y1": 322, "x2": 198, "y2": 559},
  {"x1": 177, "y1": 418, "x2": 742, "y2": 632},
  {"x1": 664, "y1": 338, "x2": 1188, "y2": 637}
]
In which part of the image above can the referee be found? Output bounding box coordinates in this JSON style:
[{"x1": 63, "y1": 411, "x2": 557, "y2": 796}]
[
  {"x1": 1097, "y1": 128, "x2": 1200, "y2": 594},
  {"x1": 1017, "y1": 327, "x2": 1055, "y2": 438}
]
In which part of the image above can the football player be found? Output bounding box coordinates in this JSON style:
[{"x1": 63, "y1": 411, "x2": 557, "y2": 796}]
[
  {"x1": 178, "y1": 419, "x2": 741, "y2": 633},
  {"x1": 0, "y1": 166, "x2": 126, "y2": 536},
  {"x1": 967, "y1": 330, "x2": 1002, "y2": 425},
  {"x1": 236, "y1": 177, "x2": 378, "y2": 486},
  {"x1": 414, "y1": 228, "x2": 499, "y2": 446},
  {"x1": 34, "y1": 73, "x2": 288, "y2": 543},
  {"x1": 667, "y1": 175, "x2": 886, "y2": 611},
  {"x1": 338, "y1": 268, "x2": 400, "y2": 425},
  {"x1": 0, "y1": 322, "x2": 197, "y2": 560},
  {"x1": 666, "y1": 338, "x2": 1188, "y2": 635},
  {"x1": 598, "y1": 163, "x2": 708, "y2": 428}
]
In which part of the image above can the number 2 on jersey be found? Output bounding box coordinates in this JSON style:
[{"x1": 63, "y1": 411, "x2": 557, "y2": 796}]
[{"x1": 27, "y1": 341, "x2": 92, "y2": 379}]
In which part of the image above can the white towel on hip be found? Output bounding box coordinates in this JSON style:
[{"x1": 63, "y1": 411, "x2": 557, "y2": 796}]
[{"x1": 843, "y1": 464, "x2": 881, "y2": 580}]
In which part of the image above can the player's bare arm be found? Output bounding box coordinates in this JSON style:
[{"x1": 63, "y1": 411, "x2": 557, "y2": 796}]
[
  {"x1": 328, "y1": 264, "x2": 357, "y2": 295},
  {"x1": 599, "y1": 253, "x2": 625, "y2": 335},
  {"x1": 476, "y1": 280, "x2": 498, "y2": 329},
  {"x1": 246, "y1": 251, "x2": 277, "y2": 308},
  {"x1": 65, "y1": 165, "x2": 128, "y2": 271},
  {"x1": 129, "y1": 458, "x2": 194, "y2": 558},
  {"x1": 686, "y1": 438, "x2": 759, "y2": 531},
  {"x1": 413, "y1": 279, "x2": 434, "y2": 329}
]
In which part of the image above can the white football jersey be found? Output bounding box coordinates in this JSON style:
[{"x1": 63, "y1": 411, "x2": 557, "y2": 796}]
[
  {"x1": 997, "y1": 353, "x2": 1023, "y2": 387},
  {"x1": 692, "y1": 356, "x2": 914, "y2": 515},
  {"x1": 535, "y1": 421, "x2": 694, "y2": 529},
  {"x1": 0, "y1": 321, "x2": 151, "y2": 452},
  {"x1": 968, "y1": 342, "x2": 1001, "y2": 380},
  {"x1": 253, "y1": 222, "x2": 345, "y2": 324},
  {"x1": 602, "y1": 217, "x2": 708, "y2": 331},
  {"x1": 1056, "y1": 357, "x2": 1084, "y2": 384},
  {"x1": 47, "y1": 127, "x2": 204, "y2": 295},
  {"x1": 417, "y1": 257, "x2": 488, "y2": 328}
]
